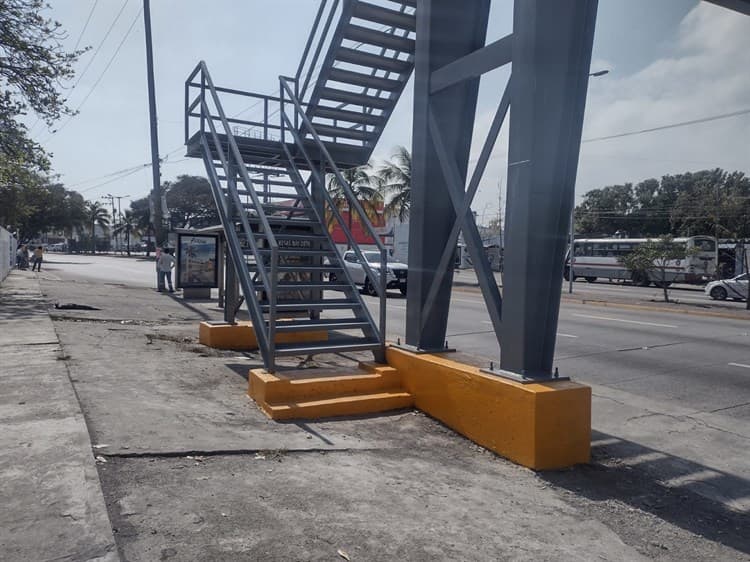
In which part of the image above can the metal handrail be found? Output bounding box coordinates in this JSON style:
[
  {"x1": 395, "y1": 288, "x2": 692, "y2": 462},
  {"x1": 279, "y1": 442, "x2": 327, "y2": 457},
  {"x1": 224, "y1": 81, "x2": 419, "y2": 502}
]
[
  {"x1": 279, "y1": 75, "x2": 387, "y2": 346},
  {"x1": 296, "y1": 0, "x2": 340, "y2": 103},
  {"x1": 186, "y1": 61, "x2": 282, "y2": 370}
]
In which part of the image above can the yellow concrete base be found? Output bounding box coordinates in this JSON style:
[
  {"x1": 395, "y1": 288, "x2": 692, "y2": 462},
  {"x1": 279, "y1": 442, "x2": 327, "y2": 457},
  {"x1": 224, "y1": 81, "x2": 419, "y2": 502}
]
[
  {"x1": 198, "y1": 321, "x2": 328, "y2": 351},
  {"x1": 386, "y1": 347, "x2": 591, "y2": 470},
  {"x1": 248, "y1": 362, "x2": 413, "y2": 420}
]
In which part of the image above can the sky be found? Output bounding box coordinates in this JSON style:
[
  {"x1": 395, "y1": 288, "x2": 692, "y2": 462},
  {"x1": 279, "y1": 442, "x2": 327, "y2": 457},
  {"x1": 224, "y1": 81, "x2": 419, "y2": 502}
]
[{"x1": 28, "y1": 0, "x2": 750, "y2": 226}]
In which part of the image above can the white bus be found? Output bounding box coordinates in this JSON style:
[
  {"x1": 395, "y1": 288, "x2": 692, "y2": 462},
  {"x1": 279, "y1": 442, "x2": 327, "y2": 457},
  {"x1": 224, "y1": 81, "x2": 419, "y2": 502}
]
[{"x1": 564, "y1": 236, "x2": 716, "y2": 286}]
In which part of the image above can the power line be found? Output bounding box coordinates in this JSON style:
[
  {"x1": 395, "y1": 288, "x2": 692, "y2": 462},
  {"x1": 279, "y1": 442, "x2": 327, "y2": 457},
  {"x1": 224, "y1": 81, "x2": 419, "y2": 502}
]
[
  {"x1": 73, "y1": 0, "x2": 100, "y2": 51},
  {"x1": 582, "y1": 108, "x2": 750, "y2": 143},
  {"x1": 66, "y1": 145, "x2": 186, "y2": 189},
  {"x1": 42, "y1": 6, "x2": 142, "y2": 141},
  {"x1": 68, "y1": 1, "x2": 130, "y2": 96}
]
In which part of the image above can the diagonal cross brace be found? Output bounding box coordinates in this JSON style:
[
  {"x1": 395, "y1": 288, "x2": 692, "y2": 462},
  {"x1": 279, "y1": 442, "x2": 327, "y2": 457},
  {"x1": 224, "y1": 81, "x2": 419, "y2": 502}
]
[
  {"x1": 420, "y1": 79, "x2": 511, "y2": 335},
  {"x1": 425, "y1": 103, "x2": 506, "y2": 341}
]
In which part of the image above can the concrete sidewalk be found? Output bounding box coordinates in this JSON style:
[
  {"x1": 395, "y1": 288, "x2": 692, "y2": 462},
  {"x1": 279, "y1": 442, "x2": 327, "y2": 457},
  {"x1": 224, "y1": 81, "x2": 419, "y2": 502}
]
[
  {"x1": 0, "y1": 271, "x2": 118, "y2": 561},
  {"x1": 2, "y1": 269, "x2": 749, "y2": 560}
]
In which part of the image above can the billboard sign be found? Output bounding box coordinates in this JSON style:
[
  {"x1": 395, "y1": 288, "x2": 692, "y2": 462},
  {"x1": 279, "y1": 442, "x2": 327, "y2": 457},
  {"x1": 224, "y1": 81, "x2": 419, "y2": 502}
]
[{"x1": 177, "y1": 233, "x2": 218, "y2": 288}]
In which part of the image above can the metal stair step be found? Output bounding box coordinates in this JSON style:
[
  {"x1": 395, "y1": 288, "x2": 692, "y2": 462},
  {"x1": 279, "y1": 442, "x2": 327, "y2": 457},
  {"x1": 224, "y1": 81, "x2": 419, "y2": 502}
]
[
  {"x1": 227, "y1": 189, "x2": 305, "y2": 200},
  {"x1": 272, "y1": 337, "x2": 382, "y2": 357},
  {"x1": 245, "y1": 216, "x2": 317, "y2": 225},
  {"x1": 311, "y1": 106, "x2": 385, "y2": 126},
  {"x1": 352, "y1": 2, "x2": 416, "y2": 31},
  {"x1": 309, "y1": 123, "x2": 375, "y2": 141},
  {"x1": 343, "y1": 24, "x2": 416, "y2": 53},
  {"x1": 335, "y1": 47, "x2": 412, "y2": 74},
  {"x1": 328, "y1": 68, "x2": 403, "y2": 91},
  {"x1": 259, "y1": 299, "x2": 363, "y2": 311},
  {"x1": 242, "y1": 203, "x2": 315, "y2": 213},
  {"x1": 247, "y1": 264, "x2": 342, "y2": 272},
  {"x1": 252, "y1": 233, "x2": 327, "y2": 241},
  {"x1": 269, "y1": 318, "x2": 372, "y2": 332},
  {"x1": 254, "y1": 248, "x2": 336, "y2": 256},
  {"x1": 274, "y1": 283, "x2": 351, "y2": 291},
  {"x1": 318, "y1": 87, "x2": 392, "y2": 110}
]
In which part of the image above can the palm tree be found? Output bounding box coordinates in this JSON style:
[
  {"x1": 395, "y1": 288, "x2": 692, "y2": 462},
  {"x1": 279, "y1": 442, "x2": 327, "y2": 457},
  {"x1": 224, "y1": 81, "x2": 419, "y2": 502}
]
[
  {"x1": 378, "y1": 146, "x2": 411, "y2": 223},
  {"x1": 86, "y1": 201, "x2": 110, "y2": 254},
  {"x1": 326, "y1": 164, "x2": 383, "y2": 249},
  {"x1": 113, "y1": 210, "x2": 141, "y2": 257}
]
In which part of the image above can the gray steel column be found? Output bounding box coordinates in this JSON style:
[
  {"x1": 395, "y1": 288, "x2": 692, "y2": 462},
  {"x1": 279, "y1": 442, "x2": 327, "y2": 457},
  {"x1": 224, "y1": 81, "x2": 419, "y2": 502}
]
[
  {"x1": 405, "y1": 0, "x2": 490, "y2": 350},
  {"x1": 224, "y1": 255, "x2": 238, "y2": 324},
  {"x1": 500, "y1": 0, "x2": 598, "y2": 378}
]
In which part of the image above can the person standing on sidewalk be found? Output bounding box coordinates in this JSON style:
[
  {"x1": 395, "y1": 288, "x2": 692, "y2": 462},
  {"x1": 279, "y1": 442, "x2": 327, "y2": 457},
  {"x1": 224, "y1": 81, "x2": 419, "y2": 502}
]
[
  {"x1": 157, "y1": 248, "x2": 176, "y2": 293},
  {"x1": 31, "y1": 246, "x2": 44, "y2": 272}
]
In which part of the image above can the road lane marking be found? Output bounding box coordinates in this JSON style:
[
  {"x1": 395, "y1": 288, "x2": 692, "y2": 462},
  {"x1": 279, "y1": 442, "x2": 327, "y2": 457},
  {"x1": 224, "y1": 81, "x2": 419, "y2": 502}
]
[
  {"x1": 481, "y1": 320, "x2": 577, "y2": 338},
  {"x1": 570, "y1": 313, "x2": 678, "y2": 329},
  {"x1": 728, "y1": 362, "x2": 750, "y2": 369}
]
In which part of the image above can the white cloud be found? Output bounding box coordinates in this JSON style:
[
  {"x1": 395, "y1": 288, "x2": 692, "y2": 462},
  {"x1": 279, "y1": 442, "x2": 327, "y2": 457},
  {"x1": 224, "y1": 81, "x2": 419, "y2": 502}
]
[{"x1": 577, "y1": 2, "x2": 750, "y2": 198}]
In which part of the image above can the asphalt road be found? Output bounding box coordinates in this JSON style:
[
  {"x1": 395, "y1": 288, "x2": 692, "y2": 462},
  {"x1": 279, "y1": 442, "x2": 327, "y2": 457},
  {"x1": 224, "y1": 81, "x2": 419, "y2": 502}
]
[{"x1": 371, "y1": 292, "x2": 750, "y2": 420}]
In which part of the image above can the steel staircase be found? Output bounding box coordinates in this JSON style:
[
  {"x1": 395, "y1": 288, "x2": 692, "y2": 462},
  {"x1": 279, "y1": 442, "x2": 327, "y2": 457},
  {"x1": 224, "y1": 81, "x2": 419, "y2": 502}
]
[{"x1": 184, "y1": 0, "x2": 415, "y2": 372}]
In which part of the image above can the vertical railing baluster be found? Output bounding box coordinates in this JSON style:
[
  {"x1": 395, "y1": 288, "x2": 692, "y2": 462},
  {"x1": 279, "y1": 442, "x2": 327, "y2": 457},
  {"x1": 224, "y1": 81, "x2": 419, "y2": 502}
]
[{"x1": 269, "y1": 246, "x2": 278, "y2": 373}]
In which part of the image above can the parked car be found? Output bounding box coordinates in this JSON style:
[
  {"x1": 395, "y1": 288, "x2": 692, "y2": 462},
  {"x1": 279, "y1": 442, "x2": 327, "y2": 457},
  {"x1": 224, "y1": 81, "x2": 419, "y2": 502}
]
[
  {"x1": 330, "y1": 250, "x2": 408, "y2": 296},
  {"x1": 705, "y1": 273, "x2": 748, "y2": 301}
]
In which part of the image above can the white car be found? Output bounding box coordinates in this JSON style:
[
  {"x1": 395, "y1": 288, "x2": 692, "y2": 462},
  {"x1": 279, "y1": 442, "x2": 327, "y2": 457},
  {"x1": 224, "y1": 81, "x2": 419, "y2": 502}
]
[
  {"x1": 330, "y1": 250, "x2": 408, "y2": 296},
  {"x1": 705, "y1": 273, "x2": 748, "y2": 301}
]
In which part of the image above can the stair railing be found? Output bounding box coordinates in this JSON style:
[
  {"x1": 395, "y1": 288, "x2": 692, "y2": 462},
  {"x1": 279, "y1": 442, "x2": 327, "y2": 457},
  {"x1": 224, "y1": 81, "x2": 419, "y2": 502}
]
[
  {"x1": 279, "y1": 75, "x2": 387, "y2": 353},
  {"x1": 295, "y1": 0, "x2": 341, "y2": 105},
  {"x1": 185, "y1": 61, "x2": 279, "y2": 371}
]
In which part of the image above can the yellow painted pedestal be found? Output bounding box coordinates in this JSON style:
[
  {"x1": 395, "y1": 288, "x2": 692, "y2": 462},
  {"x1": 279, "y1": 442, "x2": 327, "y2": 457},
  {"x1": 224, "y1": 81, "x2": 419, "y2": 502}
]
[
  {"x1": 198, "y1": 321, "x2": 327, "y2": 351},
  {"x1": 386, "y1": 347, "x2": 591, "y2": 470}
]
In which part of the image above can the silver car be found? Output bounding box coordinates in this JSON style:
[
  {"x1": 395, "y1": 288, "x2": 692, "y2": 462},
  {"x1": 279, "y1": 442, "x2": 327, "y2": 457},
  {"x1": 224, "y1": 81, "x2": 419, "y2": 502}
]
[
  {"x1": 330, "y1": 250, "x2": 408, "y2": 296},
  {"x1": 705, "y1": 273, "x2": 748, "y2": 301}
]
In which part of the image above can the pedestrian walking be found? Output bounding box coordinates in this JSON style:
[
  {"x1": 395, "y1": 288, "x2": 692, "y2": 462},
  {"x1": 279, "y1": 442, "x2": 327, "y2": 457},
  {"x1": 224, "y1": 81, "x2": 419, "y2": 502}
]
[
  {"x1": 31, "y1": 246, "x2": 43, "y2": 272},
  {"x1": 157, "y1": 248, "x2": 176, "y2": 293},
  {"x1": 155, "y1": 246, "x2": 163, "y2": 290},
  {"x1": 16, "y1": 245, "x2": 29, "y2": 269}
]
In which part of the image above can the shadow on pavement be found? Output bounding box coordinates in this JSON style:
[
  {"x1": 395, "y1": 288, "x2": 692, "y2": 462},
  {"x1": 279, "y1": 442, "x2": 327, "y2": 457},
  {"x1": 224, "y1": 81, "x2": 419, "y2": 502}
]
[{"x1": 540, "y1": 430, "x2": 750, "y2": 555}]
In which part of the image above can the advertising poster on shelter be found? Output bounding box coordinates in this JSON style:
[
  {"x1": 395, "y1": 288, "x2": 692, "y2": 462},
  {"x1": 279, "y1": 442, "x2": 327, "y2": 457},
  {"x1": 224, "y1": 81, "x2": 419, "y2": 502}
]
[{"x1": 177, "y1": 234, "x2": 218, "y2": 288}]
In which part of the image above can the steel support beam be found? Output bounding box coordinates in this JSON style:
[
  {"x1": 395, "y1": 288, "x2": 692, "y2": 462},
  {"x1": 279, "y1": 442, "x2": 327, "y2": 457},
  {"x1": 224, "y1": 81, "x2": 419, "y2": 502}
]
[
  {"x1": 405, "y1": 0, "x2": 490, "y2": 350},
  {"x1": 499, "y1": 0, "x2": 598, "y2": 378},
  {"x1": 430, "y1": 34, "x2": 512, "y2": 95}
]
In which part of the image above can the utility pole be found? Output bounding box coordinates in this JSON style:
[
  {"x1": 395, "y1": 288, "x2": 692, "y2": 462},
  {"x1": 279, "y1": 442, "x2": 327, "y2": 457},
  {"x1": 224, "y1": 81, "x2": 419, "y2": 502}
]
[
  {"x1": 109, "y1": 194, "x2": 130, "y2": 254},
  {"x1": 143, "y1": 0, "x2": 163, "y2": 246},
  {"x1": 102, "y1": 194, "x2": 116, "y2": 253}
]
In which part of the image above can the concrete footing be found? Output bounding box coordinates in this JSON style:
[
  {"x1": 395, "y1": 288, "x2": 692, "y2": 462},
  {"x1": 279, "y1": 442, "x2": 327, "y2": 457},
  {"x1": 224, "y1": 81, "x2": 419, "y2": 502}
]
[
  {"x1": 244, "y1": 341, "x2": 591, "y2": 470},
  {"x1": 198, "y1": 320, "x2": 328, "y2": 351},
  {"x1": 386, "y1": 347, "x2": 591, "y2": 470}
]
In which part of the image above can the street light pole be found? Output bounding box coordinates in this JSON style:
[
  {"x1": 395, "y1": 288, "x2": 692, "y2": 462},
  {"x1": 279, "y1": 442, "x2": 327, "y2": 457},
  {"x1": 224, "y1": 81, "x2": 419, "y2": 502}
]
[{"x1": 568, "y1": 208, "x2": 575, "y2": 293}]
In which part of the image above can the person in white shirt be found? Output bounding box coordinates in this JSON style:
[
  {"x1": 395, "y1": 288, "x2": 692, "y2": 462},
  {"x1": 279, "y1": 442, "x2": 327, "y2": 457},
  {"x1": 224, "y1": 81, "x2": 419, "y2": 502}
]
[{"x1": 157, "y1": 248, "x2": 176, "y2": 293}]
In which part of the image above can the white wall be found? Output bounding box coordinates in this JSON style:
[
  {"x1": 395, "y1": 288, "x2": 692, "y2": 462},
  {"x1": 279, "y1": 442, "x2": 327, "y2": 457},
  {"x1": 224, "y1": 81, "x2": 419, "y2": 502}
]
[{"x1": 1, "y1": 227, "x2": 18, "y2": 282}]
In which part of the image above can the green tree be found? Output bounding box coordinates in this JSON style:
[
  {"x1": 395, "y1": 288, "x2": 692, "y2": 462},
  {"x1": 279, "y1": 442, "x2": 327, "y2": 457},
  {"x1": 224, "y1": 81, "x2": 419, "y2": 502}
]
[
  {"x1": 326, "y1": 164, "x2": 382, "y2": 249},
  {"x1": 85, "y1": 201, "x2": 109, "y2": 254},
  {"x1": 618, "y1": 235, "x2": 697, "y2": 302},
  {"x1": 378, "y1": 146, "x2": 411, "y2": 222},
  {"x1": 114, "y1": 210, "x2": 141, "y2": 257},
  {"x1": 0, "y1": 0, "x2": 85, "y2": 180},
  {"x1": 164, "y1": 175, "x2": 218, "y2": 229},
  {"x1": 0, "y1": 172, "x2": 86, "y2": 239},
  {"x1": 575, "y1": 183, "x2": 635, "y2": 235}
]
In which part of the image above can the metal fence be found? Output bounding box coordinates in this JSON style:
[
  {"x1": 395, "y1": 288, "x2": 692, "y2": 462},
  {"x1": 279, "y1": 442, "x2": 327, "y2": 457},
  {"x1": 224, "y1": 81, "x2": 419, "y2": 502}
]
[{"x1": 1, "y1": 227, "x2": 18, "y2": 282}]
